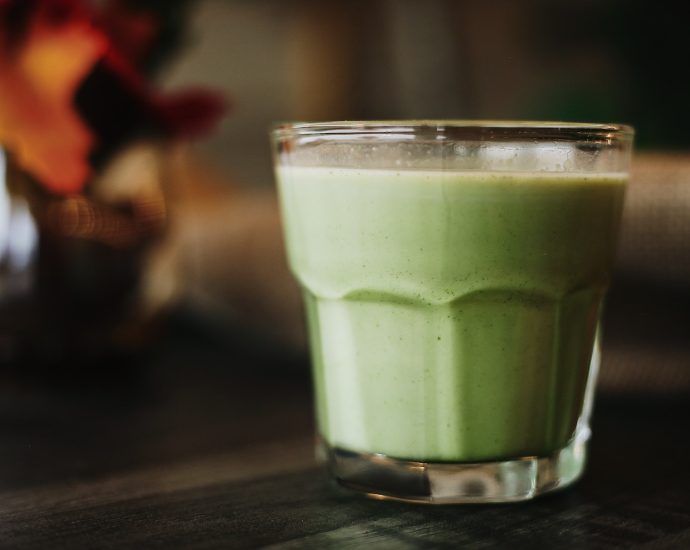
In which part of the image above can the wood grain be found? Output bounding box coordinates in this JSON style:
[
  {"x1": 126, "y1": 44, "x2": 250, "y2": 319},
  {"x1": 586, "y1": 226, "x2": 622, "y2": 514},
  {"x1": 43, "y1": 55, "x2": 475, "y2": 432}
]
[{"x1": 1, "y1": 343, "x2": 688, "y2": 549}]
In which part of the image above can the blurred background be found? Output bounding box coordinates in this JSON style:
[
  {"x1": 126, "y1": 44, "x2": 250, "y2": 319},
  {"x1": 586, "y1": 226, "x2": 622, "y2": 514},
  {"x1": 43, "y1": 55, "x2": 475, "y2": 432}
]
[
  {"x1": 1, "y1": 0, "x2": 689, "y2": 395},
  {"x1": 163, "y1": 0, "x2": 689, "y2": 186}
]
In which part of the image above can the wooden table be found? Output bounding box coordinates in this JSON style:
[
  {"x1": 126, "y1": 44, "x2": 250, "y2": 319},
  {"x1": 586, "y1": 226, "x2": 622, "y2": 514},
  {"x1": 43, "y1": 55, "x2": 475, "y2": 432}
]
[{"x1": 1, "y1": 337, "x2": 689, "y2": 549}]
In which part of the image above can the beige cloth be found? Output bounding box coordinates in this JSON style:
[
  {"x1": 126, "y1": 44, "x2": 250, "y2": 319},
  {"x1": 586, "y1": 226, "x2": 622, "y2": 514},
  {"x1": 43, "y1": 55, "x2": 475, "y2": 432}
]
[
  {"x1": 599, "y1": 153, "x2": 690, "y2": 394},
  {"x1": 617, "y1": 154, "x2": 690, "y2": 289}
]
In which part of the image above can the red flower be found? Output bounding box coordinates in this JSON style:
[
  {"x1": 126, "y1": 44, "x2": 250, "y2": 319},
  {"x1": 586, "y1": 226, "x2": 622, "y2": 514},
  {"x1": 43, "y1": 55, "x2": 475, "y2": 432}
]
[
  {"x1": 0, "y1": 0, "x2": 226, "y2": 194},
  {"x1": 0, "y1": 0, "x2": 106, "y2": 193}
]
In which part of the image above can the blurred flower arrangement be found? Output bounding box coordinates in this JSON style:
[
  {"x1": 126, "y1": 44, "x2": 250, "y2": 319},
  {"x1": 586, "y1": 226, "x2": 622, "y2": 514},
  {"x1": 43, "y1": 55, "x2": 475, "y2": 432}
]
[{"x1": 0, "y1": 0, "x2": 226, "y2": 369}]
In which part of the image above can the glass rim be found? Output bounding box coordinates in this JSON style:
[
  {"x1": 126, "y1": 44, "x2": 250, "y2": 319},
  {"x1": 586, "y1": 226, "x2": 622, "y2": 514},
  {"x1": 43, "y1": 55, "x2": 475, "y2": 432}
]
[{"x1": 271, "y1": 120, "x2": 635, "y2": 142}]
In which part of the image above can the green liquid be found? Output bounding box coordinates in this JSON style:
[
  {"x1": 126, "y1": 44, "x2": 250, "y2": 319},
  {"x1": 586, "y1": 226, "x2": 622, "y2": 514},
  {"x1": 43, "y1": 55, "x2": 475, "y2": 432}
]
[{"x1": 277, "y1": 166, "x2": 626, "y2": 462}]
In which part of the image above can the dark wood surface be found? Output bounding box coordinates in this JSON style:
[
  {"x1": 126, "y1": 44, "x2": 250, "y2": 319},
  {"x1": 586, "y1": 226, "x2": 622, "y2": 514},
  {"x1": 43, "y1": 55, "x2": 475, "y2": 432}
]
[{"x1": 1, "y1": 337, "x2": 689, "y2": 549}]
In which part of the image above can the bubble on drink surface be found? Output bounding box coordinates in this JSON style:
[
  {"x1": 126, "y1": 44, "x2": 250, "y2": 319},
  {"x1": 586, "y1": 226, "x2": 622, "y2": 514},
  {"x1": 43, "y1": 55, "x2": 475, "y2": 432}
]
[
  {"x1": 533, "y1": 143, "x2": 576, "y2": 171},
  {"x1": 476, "y1": 143, "x2": 523, "y2": 169}
]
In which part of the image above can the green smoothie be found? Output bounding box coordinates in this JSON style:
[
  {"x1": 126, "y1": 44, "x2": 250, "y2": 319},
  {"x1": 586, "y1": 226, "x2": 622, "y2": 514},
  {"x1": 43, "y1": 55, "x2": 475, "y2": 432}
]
[{"x1": 277, "y1": 166, "x2": 626, "y2": 462}]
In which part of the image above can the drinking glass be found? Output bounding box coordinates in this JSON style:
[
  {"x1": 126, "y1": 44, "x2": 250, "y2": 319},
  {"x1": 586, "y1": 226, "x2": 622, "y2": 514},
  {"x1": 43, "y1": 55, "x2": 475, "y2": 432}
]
[{"x1": 272, "y1": 121, "x2": 633, "y2": 503}]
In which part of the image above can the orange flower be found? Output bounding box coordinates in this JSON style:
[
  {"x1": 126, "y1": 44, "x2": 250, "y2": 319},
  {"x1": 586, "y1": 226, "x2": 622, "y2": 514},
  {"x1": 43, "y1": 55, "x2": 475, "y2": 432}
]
[
  {"x1": 0, "y1": 0, "x2": 226, "y2": 194},
  {"x1": 0, "y1": 1, "x2": 107, "y2": 193}
]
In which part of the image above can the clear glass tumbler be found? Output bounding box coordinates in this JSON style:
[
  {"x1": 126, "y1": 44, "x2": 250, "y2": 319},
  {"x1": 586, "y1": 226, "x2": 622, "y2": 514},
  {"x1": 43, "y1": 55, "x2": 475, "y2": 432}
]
[{"x1": 272, "y1": 121, "x2": 634, "y2": 503}]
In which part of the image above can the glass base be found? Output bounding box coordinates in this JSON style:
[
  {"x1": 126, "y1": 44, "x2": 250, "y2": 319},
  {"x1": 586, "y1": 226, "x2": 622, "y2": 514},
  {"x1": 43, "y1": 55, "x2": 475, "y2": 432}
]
[{"x1": 320, "y1": 428, "x2": 589, "y2": 504}]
